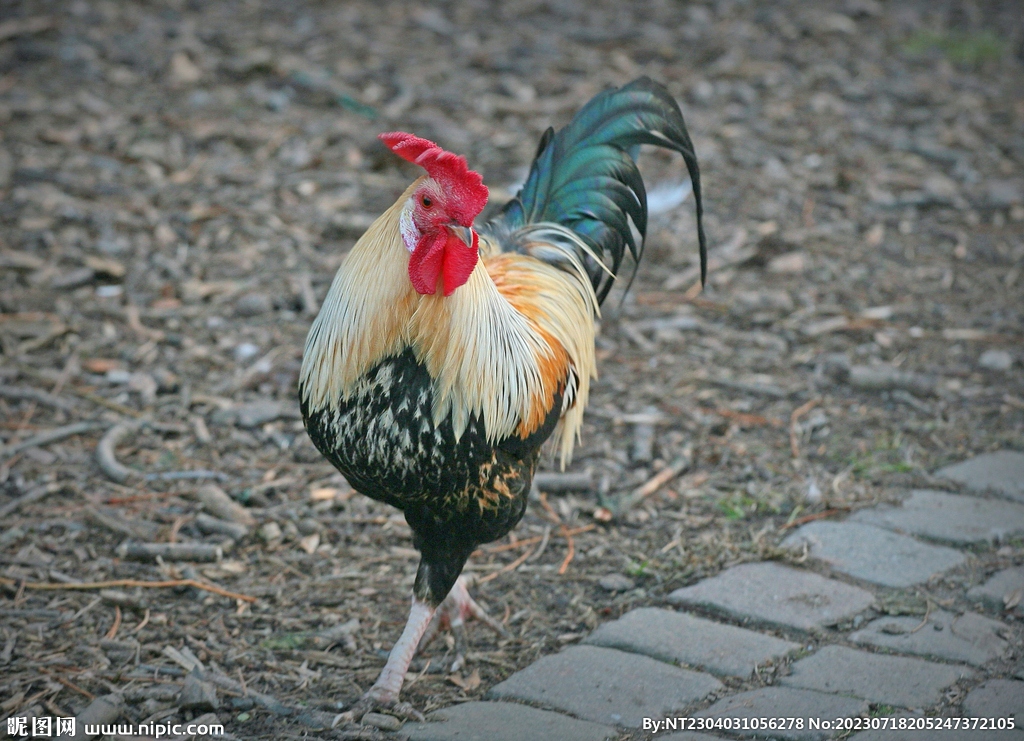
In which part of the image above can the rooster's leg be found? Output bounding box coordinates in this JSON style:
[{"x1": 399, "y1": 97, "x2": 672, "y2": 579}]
[
  {"x1": 342, "y1": 598, "x2": 435, "y2": 723},
  {"x1": 417, "y1": 575, "x2": 509, "y2": 672}
]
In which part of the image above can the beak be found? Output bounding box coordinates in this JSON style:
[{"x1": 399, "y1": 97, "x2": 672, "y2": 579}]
[{"x1": 447, "y1": 225, "x2": 475, "y2": 248}]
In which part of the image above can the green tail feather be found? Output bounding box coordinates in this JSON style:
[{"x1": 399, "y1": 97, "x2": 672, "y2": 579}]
[{"x1": 486, "y1": 77, "x2": 707, "y2": 305}]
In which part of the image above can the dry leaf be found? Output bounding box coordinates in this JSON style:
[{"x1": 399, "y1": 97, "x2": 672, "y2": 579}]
[
  {"x1": 1004, "y1": 587, "x2": 1023, "y2": 611},
  {"x1": 83, "y1": 255, "x2": 127, "y2": 278},
  {"x1": 448, "y1": 669, "x2": 481, "y2": 691},
  {"x1": 299, "y1": 533, "x2": 320, "y2": 555},
  {"x1": 201, "y1": 560, "x2": 247, "y2": 579},
  {"x1": 83, "y1": 358, "x2": 121, "y2": 373}
]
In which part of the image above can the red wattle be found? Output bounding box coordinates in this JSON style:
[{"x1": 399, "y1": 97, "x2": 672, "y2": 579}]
[
  {"x1": 408, "y1": 232, "x2": 446, "y2": 295},
  {"x1": 440, "y1": 230, "x2": 478, "y2": 297},
  {"x1": 409, "y1": 230, "x2": 479, "y2": 296}
]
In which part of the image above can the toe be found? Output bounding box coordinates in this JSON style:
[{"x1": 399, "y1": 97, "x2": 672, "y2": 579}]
[{"x1": 343, "y1": 689, "x2": 425, "y2": 724}]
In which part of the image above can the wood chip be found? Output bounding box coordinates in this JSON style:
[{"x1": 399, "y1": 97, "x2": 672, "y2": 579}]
[{"x1": 194, "y1": 484, "x2": 255, "y2": 526}]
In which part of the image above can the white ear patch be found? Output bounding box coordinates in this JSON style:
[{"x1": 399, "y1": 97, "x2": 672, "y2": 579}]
[{"x1": 399, "y1": 199, "x2": 419, "y2": 254}]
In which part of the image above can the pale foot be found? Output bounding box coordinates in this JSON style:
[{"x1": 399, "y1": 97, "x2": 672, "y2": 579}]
[
  {"x1": 337, "y1": 686, "x2": 425, "y2": 724},
  {"x1": 418, "y1": 574, "x2": 509, "y2": 671},
  {"x1": 339, "y1": 598, "x2": 436, "y2": 725}
]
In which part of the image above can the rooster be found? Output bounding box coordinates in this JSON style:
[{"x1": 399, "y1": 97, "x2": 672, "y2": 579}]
[{"x1": 299, "y1": 77, "x2": 706, "y2": 721}]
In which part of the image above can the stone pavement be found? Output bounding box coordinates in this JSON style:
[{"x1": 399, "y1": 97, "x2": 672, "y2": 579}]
[{"x1": 404, "y1": 451, "x2": 1024, "y2": 741}]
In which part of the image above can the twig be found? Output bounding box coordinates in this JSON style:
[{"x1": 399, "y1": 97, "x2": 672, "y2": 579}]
[
  {"x1": 705, "y1": 378, "x2": 794, "y2": 399},
  {"x1": 14, "y1": 364, "x2": 142, "y2": 417},
  {"x1": 39, "y1": 669, "x2": 95, "y2": 700},
  {"x1": 524, "y1": 526, "x2": 551, "y2": 563},
  {"x1": 168, "y1": 514, "x2": 191, "y2": 543},
  {"x1": 103, "y1": 490, "x2": 187, "y2": 505},
  {"x1": 96, "y1": 420, "x2": 146, "y2": 483},
  {"x1": 613, "y1": 451, "x2": 691, "y2": 517},
  {"x1": 536, "y1": 491, "x2": 562, "y2": 525},
  {"x1": 477, "y1": 545, "x2": 537, "y2": 584},
  {"x1": 480, "y1": 535, "x2": 544, "y2": 554},
  {"x1": 790, "y1": 399, "x2": 818, "y2": 459},
  {"x1": 0, "y1": 384, "x2": 77, "y2": 411},
  {"x1": 105, "y1": 605, "x2": 122, "y2": 640},
  {"x1": 116, "y1": 542, "x2": 223, "y2": 563},
  {"x1": 699, "y1": 406, "x2": 784, "y2": 428},
  {"x1": 476, "y1": 524, "x2": 595, "y2": 555},
  {"x1": 75, "y1": 389, "x2": 142, "y2": 417},
  {"x1": 0, "y1": 16, "x2": 57, "y2": 42},
  {"x1": 96, "y1": 420, "x2": 227, "y2": 484},
  {"x1": 199, "y1": 667, "x2": 296, "y2": 716},
  {"x1": 132, "y1": 608, "x2": 150, "y2": 633},
  {"x1": 557, "y1": 524, "x2": 575, "y2": 575},
  {"x1": 195, "y1": 512, "x2": 249, "y2": 540},
  {"x1": 0, "y1": 421, "x2": 101, "y2": 458},
  {"x1": 532, "y1": 470, "x2": 593, "y2": 492},
  {"x1": 908, "y1": 598, "x2": 933, "y2": 634},
  {"x1": 779, "y1": 507, "x2": 850, "y2": 530},
  {"x1": 125, "y1": 304, "x2": 164, "y2": 342},
  {"x1": 0, "y1": 576, "x2": 256, "y2": 602},
  {"x1": 0, "y1": 481, "x2": 64, "y2": 518},
  {"x1": 193, "y1": 484, "x2": 255, "y2": 526}
]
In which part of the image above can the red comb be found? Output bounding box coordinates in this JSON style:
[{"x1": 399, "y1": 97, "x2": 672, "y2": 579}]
[{"x1": 378, "y1": 132, "x2": 488, "y2": 226}]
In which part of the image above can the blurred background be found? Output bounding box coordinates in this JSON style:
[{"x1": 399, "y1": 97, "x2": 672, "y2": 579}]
[{"x1": 1, "y1": 0, "x2": 1022, "y2": 736}]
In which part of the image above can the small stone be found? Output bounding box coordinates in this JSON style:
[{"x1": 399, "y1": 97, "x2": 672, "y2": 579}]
[
  {"x1": 105, "y1": 369, "x2": 132, "y2": 384},
  {"x1": 850, "y1": 490, "x2": 1024, "y2": 546},
  {"x1": 849, "y1": 610, "x2": 1009, "y2": 666},
  {"x1": 234, "y1": 292, "x2": 274, "y2": 317},
  {"x1": 95, "y1": 284, "x2": 123, "y2": 298},
  {"x1": 128, "y1": 371, "x2": 158, "y2": 404},
  {"x1": 780, "y1": 521, "x2": 966, "y2": 587},
  {"x1": 487, "y1": 645, "x2": 721, "y2": 727},
  {"x1": 667, "y1": 562, "x2": 874, "y2": 631},
  {"x1": 234, "y1": 342, "x2": 261, "y2": 362},
  {"x1": 763, "y1": 157, "x2": 790, "y2": 182},
  {"x1": 584, "y1": 607, "x2": 798, "y2": 678},
  {"x1": 846, "y1": 364, "x2": 936, "y2": 395},
  {"x1": 178, "y1": 670, "x2": 219, "y2": 711},
  {"x1": 168, "y1": 51, "x2": 202, "y2": 85},
  {"x1": 695, "y1": 686, "x2": 867, "y2": 741},
  {"x1": 937, "y1": 451, "x2": 1024, "y2": 503},
  {"x1": 212, "y1": 400, "x2": 299, "y2": 428},
  {"x1": 597, "y1": 574, "x2": 635, "y2": 592},
  {"x1": 768, "y1": 251, "x2": 806, "y2": 273},
  {"x1": 962, "y1": 679, "x2": 1024, "y2": 721},
  {"x1": 967, "y1": 566, "x2": 1024, "y2": 613},
  {"x1": 781, "y1": 645, "x2": 972, "y2": 708},
  {"x1": 987, "y1": 179, "x2": 1024, "y2": 208},
  {"x1": 979, "y1": 349, "x2": 1014, "y2": 371},
  {"x1": 259, "y1": 522, "x2": 282, "y2": 543},
  {"x1": 362, "y1": 712, "x2": 401, "y2": 731},
  {"x1": 404, "y1": 701, "x2": 615, "y2": 741}
]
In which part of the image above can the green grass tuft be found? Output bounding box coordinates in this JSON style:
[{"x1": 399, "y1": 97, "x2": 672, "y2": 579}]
[{"x1": 904, "y1": 30, "x2": 1006, "y2": 66}]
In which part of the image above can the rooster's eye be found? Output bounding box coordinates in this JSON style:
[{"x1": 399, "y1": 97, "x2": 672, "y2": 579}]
[{"x1": 421, "y1": 196, "x2": 432, "y2": 208}]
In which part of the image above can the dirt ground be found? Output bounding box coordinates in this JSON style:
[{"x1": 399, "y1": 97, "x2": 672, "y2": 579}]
[{"x1": 1, "y1": 0, "x2": 1023, "y2": 739}]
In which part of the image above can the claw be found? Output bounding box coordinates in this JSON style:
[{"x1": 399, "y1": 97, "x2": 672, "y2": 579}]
[
  {"x1": 341, "y1": 687, "x2": 425, "y2": 724},
  {"x1": 418, "y1": 575, "x2": 507, "y2": 672}
]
